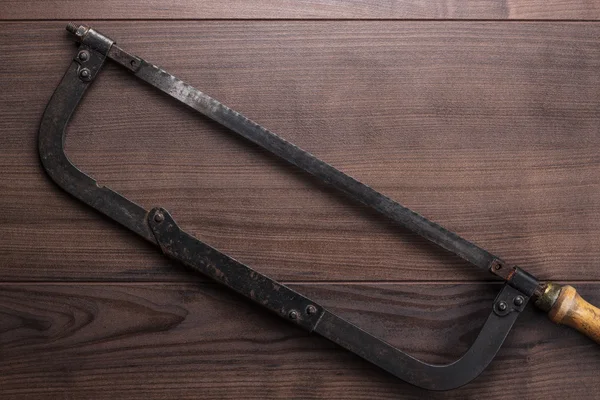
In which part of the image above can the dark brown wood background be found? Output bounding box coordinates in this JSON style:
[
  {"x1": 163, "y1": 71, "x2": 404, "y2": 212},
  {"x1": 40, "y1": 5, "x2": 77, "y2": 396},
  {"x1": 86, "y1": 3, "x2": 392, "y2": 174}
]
[{"x1": 2, "y1": 2, "x2": 600, "y2": 399}]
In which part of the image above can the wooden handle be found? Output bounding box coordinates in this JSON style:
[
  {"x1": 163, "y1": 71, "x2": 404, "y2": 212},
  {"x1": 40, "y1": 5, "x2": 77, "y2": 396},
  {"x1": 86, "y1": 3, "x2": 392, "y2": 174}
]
[{"x1": 540, "y1": 284, "x2": 600, "y2": 344}]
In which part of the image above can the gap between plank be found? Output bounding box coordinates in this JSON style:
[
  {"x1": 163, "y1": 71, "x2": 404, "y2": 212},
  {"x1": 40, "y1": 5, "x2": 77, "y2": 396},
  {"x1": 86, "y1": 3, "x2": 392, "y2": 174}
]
[
  {"x1": 2, "y1": 18, "x2": 600, "y2": 22},
  {"x1": 1, "y1": 280, "x2": 600, "y2": 286}
]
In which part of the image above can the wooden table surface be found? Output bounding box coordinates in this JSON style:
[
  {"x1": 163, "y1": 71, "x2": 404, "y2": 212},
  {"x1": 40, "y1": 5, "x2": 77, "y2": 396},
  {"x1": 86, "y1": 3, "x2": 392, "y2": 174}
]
[{"x1": 2, "y1": 2, "x2": 600, "y2": 399}]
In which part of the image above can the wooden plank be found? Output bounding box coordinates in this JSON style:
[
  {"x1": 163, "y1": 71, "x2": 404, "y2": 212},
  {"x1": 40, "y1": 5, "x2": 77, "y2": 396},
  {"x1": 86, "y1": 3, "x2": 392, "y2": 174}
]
[
  {"x1": 1, "y1": 0, "x2": 600, "y2": 20},
  {"x1": 2, "y1": 22, "x2": 600, "y2": 282},
  {"x1": 1, "y1": 282, "x2": 599, "y2": 399}
]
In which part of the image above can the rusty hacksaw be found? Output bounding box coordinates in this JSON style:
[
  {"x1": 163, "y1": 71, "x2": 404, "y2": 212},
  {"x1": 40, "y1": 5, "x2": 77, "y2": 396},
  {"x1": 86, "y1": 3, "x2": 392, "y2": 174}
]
[{"x1": 38, "y1": 24, "x2": 600, "y2": 390}]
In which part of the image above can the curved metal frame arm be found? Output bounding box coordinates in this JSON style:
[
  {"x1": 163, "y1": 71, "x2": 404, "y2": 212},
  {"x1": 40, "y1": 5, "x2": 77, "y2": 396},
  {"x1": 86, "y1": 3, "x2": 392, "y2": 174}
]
[
  {"x1": 38, "y1": 35, "x2": 155, "y2": 243},
  {"x1": 38, "y1": 26, "x2": 531, "y2": 390}
]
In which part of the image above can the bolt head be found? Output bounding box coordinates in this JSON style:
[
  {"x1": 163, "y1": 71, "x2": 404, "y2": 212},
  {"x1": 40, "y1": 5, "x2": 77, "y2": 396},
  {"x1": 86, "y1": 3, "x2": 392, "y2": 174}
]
[
  {"x1": 154, "y1": 212, "x2": 164, "y2": 223},
  {"x1": 306, "y1": 305, "x2": 317, "y2": 315},
  {"x1": 497, "y1": 301, "x2": 508, "y2": 311},
  {"x1": 79, "y1": 68, "x2": 91, "y2": 81},
  {"x1": 514, "y1": 296, "x2": 524, "y2": 306},
  {"x1": 78, "y1": 51, "x2": 89, "y2": 61},
  {"x1": 288, "y1": 310, "x2": 298, "y2": 320}
]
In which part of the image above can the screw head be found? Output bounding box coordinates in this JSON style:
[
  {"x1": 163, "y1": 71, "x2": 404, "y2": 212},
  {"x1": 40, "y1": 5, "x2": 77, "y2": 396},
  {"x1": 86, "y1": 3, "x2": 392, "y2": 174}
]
[
  {"x1": 497, "y1": 301, "x2": 508, "y2": 311},
  {"x1": 288, "y1": 310, "x2": 298, "y2": 320},
  {"x1": 78, "y1": 50, "x2": 89, "y2": 61},
  {"x1": 514, "y1": 296, "x2": 524, "y2": 306},
  {"x1": 154, "y1": 212, "x2": 164, "y2": 223},
  {"x1": 306, "y1": 305, "x2": 317, "y2": 315},
  {"x1": 79, "y1": 68, "x2": 91, "y2": 81}
]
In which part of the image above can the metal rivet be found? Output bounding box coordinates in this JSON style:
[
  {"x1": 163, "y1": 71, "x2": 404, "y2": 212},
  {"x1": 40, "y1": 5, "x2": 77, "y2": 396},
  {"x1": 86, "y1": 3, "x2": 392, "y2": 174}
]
[
  {"x1": 494, "y1": 263, "x2": 502, "y2": 270},
  {"x1": 78, "y1": 51, "x2": 89, "y2": 61},
  {"x1": 154, "y1": 212, "x2": 164, "y2": 223},
  {"x1": 306, "y1": 305, "x2": 317, "y2": 315},
  {"x1": 497, "y1": 301, "x2": 508, "y2": 311},
  {"x1": 288, "y1": 310, "x2": 298, "y2": 320},
  {"x1": 79, "y1": 68, "x2": 91, "y2": 81},
  {"x1": 514, "y1": 296, "x2": 524, "y2": 306}
]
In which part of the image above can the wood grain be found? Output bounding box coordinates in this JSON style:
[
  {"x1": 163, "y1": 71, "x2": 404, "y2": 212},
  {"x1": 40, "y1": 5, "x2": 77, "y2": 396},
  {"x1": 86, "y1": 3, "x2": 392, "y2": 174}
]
[
  {"x1": 1, "y1": 282, "x2": 600, "y2": 399},
  {"x1": 2, "y1": 11, "x2": 600, "y2": 400},
  {"x1": 1, "y1": 0, "x2": 600, "y2": 20},
  {"x1": 547, "y1": 284, "x2": 600, "y2": 343},
  {"x1": 1, "y1": 22, "x2": 600, "y2": 282}
]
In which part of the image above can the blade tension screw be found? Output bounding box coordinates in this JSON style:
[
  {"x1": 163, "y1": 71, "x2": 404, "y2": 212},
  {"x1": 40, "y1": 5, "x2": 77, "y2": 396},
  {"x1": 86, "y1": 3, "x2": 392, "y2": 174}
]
[
  {"x1": 79, "y1": 68, "x2": 91, "y2": 81},
  {"x1": 288, "y1": 310, "x2": 298, "y2": 320},
  {"x1": 514, "y1": 296, "x2": 524, "y2": 306},
  {"x1": 154, "y1": 212, "x2": 164, "y2": 223},
  {"x1": 78, "y1": 50, "x2": 89, "y2": 61},
  {"x1": 497, "y1": 301, "x2": 508, "y2": 311},
  {"x1": 306, "y1": 305, "x2": 317, "y2": 315}
]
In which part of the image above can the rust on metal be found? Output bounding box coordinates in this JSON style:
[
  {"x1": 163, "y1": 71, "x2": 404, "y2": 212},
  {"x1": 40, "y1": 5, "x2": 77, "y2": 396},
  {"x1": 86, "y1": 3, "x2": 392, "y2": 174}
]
[{"x1": 37, "y1": 23, "x2": 562, "y2": 390}]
